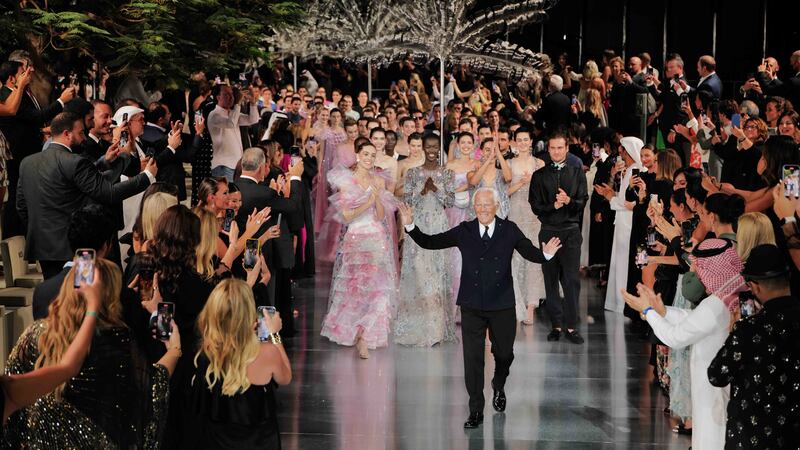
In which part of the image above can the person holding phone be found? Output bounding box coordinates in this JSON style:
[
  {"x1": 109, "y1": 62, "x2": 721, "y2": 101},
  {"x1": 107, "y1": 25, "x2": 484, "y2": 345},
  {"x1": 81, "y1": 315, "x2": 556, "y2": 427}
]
[
  {"x1": 594, "y1": 136, "x2": 647, "y2": 314},
  {"x1": 4, "y1": 259, "x2": 181, "y2": 448},
  {"x1": 184, "y1": 279, "x2": 291, "y2": 449}
]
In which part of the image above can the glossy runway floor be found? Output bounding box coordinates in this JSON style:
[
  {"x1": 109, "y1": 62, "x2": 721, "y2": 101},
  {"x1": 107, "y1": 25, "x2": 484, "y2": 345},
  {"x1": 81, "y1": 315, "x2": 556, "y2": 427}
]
[{"x1": 276, "y1": 263, "x2": 692, "y2": 450}]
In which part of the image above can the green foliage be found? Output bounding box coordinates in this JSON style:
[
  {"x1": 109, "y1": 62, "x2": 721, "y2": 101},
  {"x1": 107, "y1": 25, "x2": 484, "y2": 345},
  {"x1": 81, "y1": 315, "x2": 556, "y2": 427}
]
[{"x1": 0, "y1": 0, "x2": 304, "y2": 87}]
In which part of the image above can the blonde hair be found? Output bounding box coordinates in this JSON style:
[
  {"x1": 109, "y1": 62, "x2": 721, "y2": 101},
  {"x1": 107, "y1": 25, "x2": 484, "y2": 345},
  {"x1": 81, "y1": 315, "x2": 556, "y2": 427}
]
[
  {"x1": 195, "y1": 278, "x2": 261, "y2": 396},
  {"x1": 736, "y1": 212, "x2": 776, "y2": 261},
  {"x1": 585, "y1": 88, "x2": 604, "y2": 121},
  {"x1": 194, "y1": 209, "x2": 218, "y2": 279},
  {"x1": 36, "y1": 259, "x2": 124, "y2": 398},
  {"x1": 142, "y1": 192, "x2": 178, "y2": 241},
  {"x1": 582, "y1": 60, "x2": 600, "y2": 79}
]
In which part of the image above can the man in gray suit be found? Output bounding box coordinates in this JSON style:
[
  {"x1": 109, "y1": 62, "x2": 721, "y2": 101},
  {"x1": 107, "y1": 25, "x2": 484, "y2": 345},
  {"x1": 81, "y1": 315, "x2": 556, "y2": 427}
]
[{"x1": 17, "y1": 112, "x2": 156, "y2": 278}]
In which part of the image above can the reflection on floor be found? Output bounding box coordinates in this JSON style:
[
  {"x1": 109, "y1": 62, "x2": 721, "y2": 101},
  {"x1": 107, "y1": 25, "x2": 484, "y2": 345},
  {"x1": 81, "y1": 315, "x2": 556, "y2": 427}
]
[{"x1": 277, "y1": 263, "x2": 691, "y2": 450}]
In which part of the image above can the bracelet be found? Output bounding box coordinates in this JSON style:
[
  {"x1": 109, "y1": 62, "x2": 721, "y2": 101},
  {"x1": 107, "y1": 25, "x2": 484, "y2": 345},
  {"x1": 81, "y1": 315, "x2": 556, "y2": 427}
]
[
  {"x1": 642, "y1": 307, "x2": 654, "y2": 317},
  {"x1": 85, "y1": 311, "x2": 98, "y2": 317},
  {"x1": 269, "y1": 333, "x2": 282, "y2": 345}
]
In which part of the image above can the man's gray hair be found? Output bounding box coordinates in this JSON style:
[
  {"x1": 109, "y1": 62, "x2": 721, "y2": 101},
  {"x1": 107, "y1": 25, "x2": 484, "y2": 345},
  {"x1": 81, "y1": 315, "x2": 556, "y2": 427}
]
[
  {"x1": 472, "y1": 187, "x2": 501, "y2": 208},
  {"x1": 740, "y1": 100, "x2": 760, "y2": 119},
  {"x1": 241, "y1": 147, "x2": 266, "y2": 172},
  {"x1": 549, "y1": 75, "x2": 564, "y2": 92}
]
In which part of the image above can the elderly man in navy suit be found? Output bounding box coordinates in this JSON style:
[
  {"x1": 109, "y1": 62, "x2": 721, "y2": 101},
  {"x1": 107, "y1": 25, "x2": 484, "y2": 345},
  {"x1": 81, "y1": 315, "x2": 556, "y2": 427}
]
[{"x1": 398, "y1": 188, "x2": 561, "y2": 429}]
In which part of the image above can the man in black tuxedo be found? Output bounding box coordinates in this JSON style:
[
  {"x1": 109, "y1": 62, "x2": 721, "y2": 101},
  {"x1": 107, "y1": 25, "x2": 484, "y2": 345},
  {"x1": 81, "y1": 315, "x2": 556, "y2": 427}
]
[
  {"x1": 529, "y1": 132, "x2": 589, "y2": 344},
  {"x1": 399, "y1": 189, "x2": 562, "y2": 429},
  {"x1": 139, "y1": 102, "x2": 195, "y2": 201},
  {"x1": 17, "y1": 112, "x2": 155, "y2": 278},
  {"x1": 77, "y1": 99, "x2": 113, "y2": 160},
  {"x1": 0, "y1": 55, "x2": 75, "y2": 237},
  {"x1": 235, "y1": 147, "x2": 304, "y2": 334},
  {"x1": 534, "y1": 74, "x2": 572, "y2": 134}
]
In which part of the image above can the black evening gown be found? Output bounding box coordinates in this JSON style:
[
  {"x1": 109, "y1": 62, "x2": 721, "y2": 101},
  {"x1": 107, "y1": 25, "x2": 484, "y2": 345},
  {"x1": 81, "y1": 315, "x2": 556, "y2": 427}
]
[
  {"x1": 589, "y1": 157, "x2": 615, "y2": 268},
  {"x1": 192, "y1": 97, "x2": 216, "y2": 206},
  {"x1": 182, "y1": 354, "x2": 281, "y2": 450}
]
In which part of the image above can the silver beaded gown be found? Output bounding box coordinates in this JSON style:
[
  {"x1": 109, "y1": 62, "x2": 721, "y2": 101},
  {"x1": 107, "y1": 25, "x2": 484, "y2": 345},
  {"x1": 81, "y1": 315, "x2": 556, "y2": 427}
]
[{"x1": 394, "y1": 166, "x2": 457, "y2": 346}]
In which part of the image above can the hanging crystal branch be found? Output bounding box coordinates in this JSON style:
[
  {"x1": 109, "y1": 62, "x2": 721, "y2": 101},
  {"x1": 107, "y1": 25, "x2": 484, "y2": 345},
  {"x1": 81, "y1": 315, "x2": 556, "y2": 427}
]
[{"x1": 264, "y1": 2, "x2": 337, "y2": 60}]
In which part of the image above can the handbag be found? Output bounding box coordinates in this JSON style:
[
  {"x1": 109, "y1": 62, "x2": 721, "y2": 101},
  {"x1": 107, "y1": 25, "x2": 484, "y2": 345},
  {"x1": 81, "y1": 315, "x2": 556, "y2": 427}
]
[{"x1": 454, "y1": 191, "x2": 470, "y2": 208}]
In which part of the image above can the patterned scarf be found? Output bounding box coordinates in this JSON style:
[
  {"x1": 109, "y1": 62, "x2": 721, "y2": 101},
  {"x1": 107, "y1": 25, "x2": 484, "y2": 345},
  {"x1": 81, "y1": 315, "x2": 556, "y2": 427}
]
[{"x1": 690, "y1": 238, "x2": 748, "y2": 311}]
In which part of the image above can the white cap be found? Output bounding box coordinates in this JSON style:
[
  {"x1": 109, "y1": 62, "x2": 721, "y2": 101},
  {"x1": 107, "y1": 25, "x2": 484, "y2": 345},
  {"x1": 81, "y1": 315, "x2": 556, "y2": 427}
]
[{"x1": 112, "y1": 105, "x2": 144, "y2": 127}]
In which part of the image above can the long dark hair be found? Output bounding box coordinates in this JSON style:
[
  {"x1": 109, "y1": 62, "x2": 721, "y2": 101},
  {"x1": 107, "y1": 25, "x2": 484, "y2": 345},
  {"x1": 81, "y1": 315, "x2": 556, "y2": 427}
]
[
  {"x1": 147, "y1": 205, "x2": 201, "y2": 294},
  {"x1": 761, "y1": 135, "x2": 799, "y2": 186}
]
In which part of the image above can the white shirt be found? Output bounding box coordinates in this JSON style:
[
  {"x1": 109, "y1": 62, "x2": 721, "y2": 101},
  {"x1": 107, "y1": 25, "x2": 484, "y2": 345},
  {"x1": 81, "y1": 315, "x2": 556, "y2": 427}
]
[
  {"x1": 697, "y1": 71, "x2": 716, "y2": 87},
  {"x1": 208, "y1": 104, "x2": 260, "y2": 170}
]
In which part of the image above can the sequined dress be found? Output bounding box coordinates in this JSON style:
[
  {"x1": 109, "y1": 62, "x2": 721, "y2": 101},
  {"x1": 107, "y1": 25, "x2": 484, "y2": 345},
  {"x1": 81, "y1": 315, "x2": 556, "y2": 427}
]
[
  {"x1": 394, "y1": 166, "x2": 457, "y2": 346},
  {"x1": 321, "y1": 167, "x2": 399, "y2": 349},
  {"x1": 666, "y1": 274, "x2": 693, "y2": 421},
  {"x1": 508, "y1": 158, "x2": 547, "y2": 321},
  {"x1": 445, "y1": 171, "x2": 472, "y2": 318},
  {"x1": 3, "y1": 321, "x2": 170, "y2": 449}
]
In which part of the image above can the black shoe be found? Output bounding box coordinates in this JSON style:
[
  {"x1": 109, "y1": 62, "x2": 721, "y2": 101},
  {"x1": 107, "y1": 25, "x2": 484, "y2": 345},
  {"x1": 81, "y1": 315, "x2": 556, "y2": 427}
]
[
  {"x1": 463, "y1": 412, "x2": 484, "y2": 428},
  {"x1": 547, "y1": 329, "x2": 561, "y2": 341},
  {"x1": 564, "y1": 329, "x2": 584, "y2": 344},
  {"x1": 492, "y1": 389, "x2": 506, "y2": 412}
]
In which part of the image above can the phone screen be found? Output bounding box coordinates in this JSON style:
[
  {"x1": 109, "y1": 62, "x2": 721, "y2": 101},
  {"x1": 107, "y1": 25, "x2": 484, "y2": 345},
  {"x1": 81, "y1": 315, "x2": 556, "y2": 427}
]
[
  {"x1": 635, "y1": 245, "x2": 648, "y2": 268},
  {"x1": 244, "y1": 239, "x2": 259, "y2": 270},
  {"x1": 782, "y1": 164, "x2": 800, "y2": 198},
  {"x1": 223, "y1": 208, "x2": 235, "y2": 232},
  {"x1": 256, "y1": 306, "x2": 277, "y2": 341},
  {"x1": 731, "y1": 114, "x2": 741, "y2": 128},
  {"x1": 73, "y1": 249, "x2": 96, "y2": 287},
  {"x1": 156, "y1": 302, "x2": 175, "y2": 341}
]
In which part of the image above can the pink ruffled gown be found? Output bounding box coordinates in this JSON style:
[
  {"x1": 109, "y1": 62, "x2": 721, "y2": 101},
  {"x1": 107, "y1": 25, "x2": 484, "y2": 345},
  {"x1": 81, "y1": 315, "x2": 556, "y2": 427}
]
[
  {"x1": 320, "y1": 167, "x2": 398, "y2": 349},
  {"x1": 314, "y1": 128, "x2": 348, "y2": 261}
]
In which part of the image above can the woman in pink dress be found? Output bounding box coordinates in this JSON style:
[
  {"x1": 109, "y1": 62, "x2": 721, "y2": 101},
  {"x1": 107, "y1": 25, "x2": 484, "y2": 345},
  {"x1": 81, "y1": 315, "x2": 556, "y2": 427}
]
[
  {"x1": 321, "y1": 141, "x2": 398, "y2": 359},
  {"x1": 314, "y1": 109, "x2": 347, "y2": 261}
]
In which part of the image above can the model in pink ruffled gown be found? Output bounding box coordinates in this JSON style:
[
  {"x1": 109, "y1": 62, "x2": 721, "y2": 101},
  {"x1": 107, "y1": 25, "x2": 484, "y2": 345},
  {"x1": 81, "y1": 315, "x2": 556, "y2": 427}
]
[
  {"x1": 314, "y1": 110, "x2": 348, "y2": 262},
  {"x1": 321, "y1": 142, "x2": 398, "y2": 359}
]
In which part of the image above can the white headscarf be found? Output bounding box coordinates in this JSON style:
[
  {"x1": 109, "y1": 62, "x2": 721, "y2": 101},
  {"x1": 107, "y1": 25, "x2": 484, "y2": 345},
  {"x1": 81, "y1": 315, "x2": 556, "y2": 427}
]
[{"x1": 617, "y1": 136, "x2": 645, "y2": 199}]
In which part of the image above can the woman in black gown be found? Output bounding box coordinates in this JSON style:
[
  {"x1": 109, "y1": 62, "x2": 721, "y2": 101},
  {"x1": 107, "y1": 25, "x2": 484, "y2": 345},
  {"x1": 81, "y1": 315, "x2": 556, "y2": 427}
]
[{"x1": 183, "y1": 278, "x2": 292, "y2": 449}]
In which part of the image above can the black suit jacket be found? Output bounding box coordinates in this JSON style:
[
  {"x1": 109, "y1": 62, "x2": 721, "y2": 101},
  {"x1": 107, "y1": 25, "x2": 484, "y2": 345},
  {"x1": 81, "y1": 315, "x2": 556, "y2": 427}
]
[
  {"x1": 17, "y1": 143, "x2": 151, "y2": 261},
  {"x1": 696, "y1": 73, "x2": 723, "y2": 99},
  {"x1": 535, "y1": 91, "x2": 571, "y2": 133},
  {"x1": 140, "y1": 127, "x2": 199, "y2": 200},
  {"x1": 235, "y1": 177, "x2": 303, "y2": 269},
  {"x1": 0, "y1": 87, "x2": 62, "y2": 160},
  {"x1": 32, "y1": 266, "x2": 70, "y2": 319},
  {"x1": 608, "y1": 80, "x2": 649, "y2": 136},
  {"x1": 756, "y1": 71, "x2": 800, "y2": 110},
  {"x1": 77, "y1": 135, "x2": 111, "y2": 161},
  {"x1": 407, "y1": 217, "x2": 547, "y2": 311}
]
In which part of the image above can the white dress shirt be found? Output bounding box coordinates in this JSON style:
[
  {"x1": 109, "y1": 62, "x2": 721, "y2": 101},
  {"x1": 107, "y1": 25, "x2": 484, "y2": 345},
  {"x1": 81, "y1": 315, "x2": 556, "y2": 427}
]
[{"x1": 208, "y1": 104, "x2": 260, "y2": 170}]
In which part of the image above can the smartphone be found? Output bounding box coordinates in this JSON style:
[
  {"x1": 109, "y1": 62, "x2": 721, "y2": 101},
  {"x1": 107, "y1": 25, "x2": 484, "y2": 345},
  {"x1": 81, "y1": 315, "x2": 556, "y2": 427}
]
[
  {"x1": 156, "y1": 302, "x2": 175, "y2": 341},
  {"x1": 508, "y1": 91, "x2": 515, "y2": 102},
  {"x1": 256, "y1": 306, "x2": 277, "y2": 341},
  {"x1": 276, "y1": 213, "x2": 282, "y2": 228},
  {"x1": 740, "y1": 299, "x2": 757, "y2": 318},
  {"x1": 646, "y1": 67, "x2": 654, "y2": 75},
  {"x1": 244, "y1": 238, "x2": 259, "y2": 270},
  {"x1": 631, "y1": 168, "x2": 640, "y2": 177},
  {"x1": 223, "y1": 208, "x2": 235, "y2": 232},
  {"x1": 591, "y1": 143, "x2": 601, "y2": 159},
  {"x1": 635, "y1": 245, "x2": 648, "y2": 269},
  {"x1": 291, "y1": 155, "x2": 302, "y2": 166},
  {"x1": 673, "y1": 74, "x2": 680, "y2": 83},
  {"x1": 73, "y1": 248, "x2": 96, "y2": 287},
  {"x1": 782, "y1": 164, "x2": 800, "y2": 198},
  {"x1": 571, "y1": 95, "x2": 578, "y2": 106},
  {"x1": 680, "y1": 93, "x2": 689, "y2": 108},
  {"x1": 731, "y1": 113, "x2": 741, "y2": 128},
  {"x1": 646, "y1": 227, "x2": 658, "y2": 247},
  {"x1": 119, "y1": 113, "x2": 129, "y2": 148},
  {"x1": 194, "y1": 110, "x2": 203, "y2": 123},
  {"x1": 768, "y1": 127, "x2": 778, "y2": 136},
  {"x1": 145, "y1": 147, "x2": 155, "y2": 159}
]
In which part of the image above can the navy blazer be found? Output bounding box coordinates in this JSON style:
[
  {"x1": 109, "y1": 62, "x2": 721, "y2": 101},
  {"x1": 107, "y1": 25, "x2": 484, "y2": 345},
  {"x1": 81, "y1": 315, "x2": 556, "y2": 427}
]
[
  {"x1": 697, "y1": 73, "x2": 723, "y2": 99},
  {"x1": 407, "y1": 217, "x2": 547, "y2": 311}
]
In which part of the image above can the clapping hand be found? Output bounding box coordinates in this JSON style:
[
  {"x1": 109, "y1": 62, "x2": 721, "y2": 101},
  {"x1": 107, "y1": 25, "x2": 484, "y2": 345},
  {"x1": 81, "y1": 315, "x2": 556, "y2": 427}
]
[
  {"x1": 398, "y1": 203, "x2": 414, "y2": 226},
  {"x1": 542, "y1": 237, "x2": 562, "y2": 255},
  {"x1": 622, "y1": 283, "x2": 665, "y2": 316},
  {"x1": 555, "y1": 188, "x2": 571, "y2": 205},
  {"x1": 594, "y1": 183, "x2": 615, "y2": 201},
  {"x1": 421, "y1": 177, "x2": 438, "y2": 195},
  {"x1": 655, "y1": 216, "x2": 681, "y2": 241}
]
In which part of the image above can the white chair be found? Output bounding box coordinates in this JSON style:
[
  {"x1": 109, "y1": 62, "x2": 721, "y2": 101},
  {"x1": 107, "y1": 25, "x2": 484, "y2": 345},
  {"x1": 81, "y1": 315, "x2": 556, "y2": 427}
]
[{"x1": 1, "y1": 236, "x2": 43, "y2": 288}]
